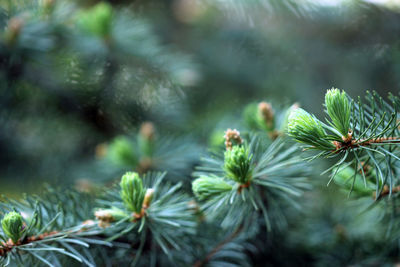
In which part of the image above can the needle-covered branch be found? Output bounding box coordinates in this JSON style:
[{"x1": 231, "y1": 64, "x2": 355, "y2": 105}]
[
  {"x1": 193, "y1": 131, "x2": 311, "y2": 230},
  {"x1": 288, "y1": 88, "x2": 400, "y2": 198}
]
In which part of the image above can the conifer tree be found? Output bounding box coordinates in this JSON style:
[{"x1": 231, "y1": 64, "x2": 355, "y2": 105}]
[{"x1": 2, "y1": 0, "x2": 400, "y2": 266}]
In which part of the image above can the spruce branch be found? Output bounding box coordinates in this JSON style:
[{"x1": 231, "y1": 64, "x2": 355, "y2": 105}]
[
  {"x1": 0, "y1": 191, "x2": 111, "y2": 266},
  {"x1": 193, "y1": 132, "x2": 310, "y2": 230},
  {"x1": 288, "y1": 88, "x2": 400, "y2": 198},
  {"x1": 95, "y1": 172, "x2": 197, "y2": 263},
  {"x1": 0, "y1": 171, "x2": 198, "y2": 266}
]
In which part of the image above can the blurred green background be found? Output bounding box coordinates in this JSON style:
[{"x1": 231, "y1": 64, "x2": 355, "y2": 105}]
[{"x1": 1, "y1": 0, "x2": 400, "y2": 191}]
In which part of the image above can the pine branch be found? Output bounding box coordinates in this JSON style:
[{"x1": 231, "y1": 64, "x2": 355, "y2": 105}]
[
  {"x1": 288, "y1": 88, "x2": 400, "y2": 198},
  {"x1": 193, "y1": 130, "x2": 310, "y2": 230},
  {"x1": 0, "y1": 191, "x2": 109, "y2": 266},
  {"x1": 0, "y1": 171, "x2": 198, "y2": 266}
]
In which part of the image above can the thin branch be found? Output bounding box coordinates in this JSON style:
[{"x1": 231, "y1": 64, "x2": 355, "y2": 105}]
[
  {"x1": 333, "y1": 136, "x2": 400, "y2": 152},
  {"x1": 193, "y1": 226, "x2": 243, "y2": 267}
]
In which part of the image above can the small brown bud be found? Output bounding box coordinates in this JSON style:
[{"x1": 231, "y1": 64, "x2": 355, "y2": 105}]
[
  {"x1": 258, "y1": 102, "x2": 274, "y2": 128},
  {"x1": 94, "y1": 210, "x2": 114, "y2": 223},
  {"x1": 341, "y1": 130, "x2": 353, "y2": 143},
  {"x1": 140, "y1": 122, "x2": 155, "y2": 141},
  {"x1": 142, "y1": 188, "x2": 154, "y2": 209},
  {"x1": 6, "y1": 17, "x2": 23, "y2": 44},
  {"x1": 224, "y1": 129, "x2": 242, "y2": 150}
]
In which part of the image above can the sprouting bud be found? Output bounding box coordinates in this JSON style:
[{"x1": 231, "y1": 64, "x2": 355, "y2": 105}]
[
  {"x1": 142, "y1": 188, "x2": 154, "y2": 209},
  {"x1": 224, "y1": 129, "x2": 242, "y2": 150},
  {"x1": 140, "y1": 122, "x2": 155, "y2": 141},
  {"x1": 107, "y1": 137, "x2": 137, "y2": 167},
  {"x1": 224, "y1": 145, "x2": 253, "y2": 184},
  {"x1": 120, "y1": 172, "x2": 145, "y2": 214},
  {"x1": 192, "y1": 176, "x2": 233, "y2": 201},
  {"x1": 77, "y1": 2, "x2": 113, "y2": 38},
  {"x1": 95, "y1": 208, "x2": 127, "y2": 224},
  {"x1": 138, "y1": 122, "x2": 155, "y2": 158},
  {"x1": 43, "y1": 0, "x2": 55, "y2": 13},
  {"x1": 1, "y1": 212, "x2": 25, "y2": 244},
  {"x1": 281, "y1": 102, "x2": 300, "y2": 131},
  {"x1": 287, "y1": 108, "x2": 335, "y2": 151},
  {"x1": 325, "y1": 88, "x2": 351, "y2": 139},
  {"x1": 258, "y1": 102, "x2": 274, "y2": 128},
  {"x1": 6, "y1": 17, "x2": 23, "y2": 45}
]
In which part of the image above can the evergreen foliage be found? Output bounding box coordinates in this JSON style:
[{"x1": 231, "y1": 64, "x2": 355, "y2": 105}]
[
  {"x1": 2, "y1": 0, "x2": 400, "y2": 266},
  {"x1": 288, "y1": 89, "x2": 400, "y2": 198}
]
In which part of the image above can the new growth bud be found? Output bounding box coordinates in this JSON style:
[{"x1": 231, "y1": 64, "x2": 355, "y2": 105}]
[
  {"x1": 1, "y1": 212, "x2": 25, "y2": 244},
  {"x1": 120, "y1": 172, "x2": 145, "y2": 214},
  {"x1": 281, "y1": 103, "x2": 300, "y2": 132},
  {"x1": 224, "y1": 145, "x2": 253, "y2": 185},
  {"x1": 258, "y1": 102, "x2": 274, "y2": 129},
  {"x1": 138, "y1": 122, "x2": 155, "y2": 158},
  {"x1": 192, "y1": 176, "x2": 233, "y2": 201},
  {"x1": 325, "y1": 88, "x2": 351, "y2": 140},
  {"x1": 77, "y1": 2, "x2": 113, "y2": 38},
  {"x1": 140, "y1": 122, "x2": 155, "y2": 142},
  {"x1": 6, "y1": 18, "x2": 23, "y2": 45},
  {"x1": 287, "y1": 108, "x2": 335, "y2": 151},
  {"x1": 142, "y1": 188, "x2": 154, "y2": 209},
  {"x1": 95, "y1": 208, "x2": 128, "y2": 226},
  {"x1": 224, "y1": 129, "x2": 242, "y2": 150},
  {"x1": 107, "y1": 137, "x2": 137, "y2": 167}
]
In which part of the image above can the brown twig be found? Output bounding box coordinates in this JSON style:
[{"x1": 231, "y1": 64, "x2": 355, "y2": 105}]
[
  {"x1": 237, "y1": 181, "x2": 251, "y2": 194},
  {"x1": 333, "y1": 134, "x2": 400, "y2": 152},
  {"x1": 193, "y1": 226, "x2": 243, "y2": 267},
  {"x1": 0, "y1": 231, "x2": 59, "y2": 257}
]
